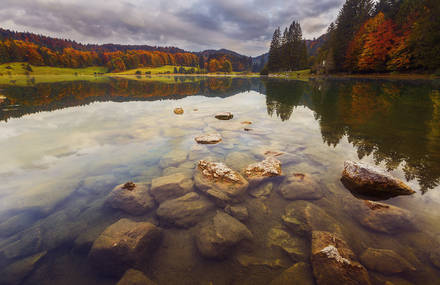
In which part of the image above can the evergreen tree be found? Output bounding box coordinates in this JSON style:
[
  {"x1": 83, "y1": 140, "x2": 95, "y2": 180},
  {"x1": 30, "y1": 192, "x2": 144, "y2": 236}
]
[{"x1": 268, "y1": 27, "x2": 281, "y2": 72}]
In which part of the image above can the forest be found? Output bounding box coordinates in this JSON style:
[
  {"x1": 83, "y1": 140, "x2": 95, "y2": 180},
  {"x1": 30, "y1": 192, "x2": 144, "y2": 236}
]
[
  {"x1": 0, "y1": 28, "x2": 251, "y2": 73},
  {"x1": 266, "y1": 0, "x2": 440, "y2": 74}
]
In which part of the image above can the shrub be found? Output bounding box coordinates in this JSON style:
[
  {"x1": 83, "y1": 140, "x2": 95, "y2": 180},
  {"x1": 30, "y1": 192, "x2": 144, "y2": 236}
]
[{"x1": 135, "y1": 70, "x2": 142, "y2": 75}]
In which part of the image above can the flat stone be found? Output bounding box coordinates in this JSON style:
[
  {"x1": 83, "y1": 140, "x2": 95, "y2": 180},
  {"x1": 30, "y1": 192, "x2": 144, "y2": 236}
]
[
  {"x1": 88, "y1": 219, "x2": 163, "y2": 276},
  {"x1": 151, "y1": 173, "x2": 194, "y2": 204},
  {"x1": 173, "y1": 107, "x2": 184, "y2": 115},
  {"x1": 0, "y1": 251, "x2": 46, "y2": 285},
  {"x1": 215, "y1": 112, "x2": 233, "y2": 120},
  {"x1": 117, "y1": 269, "x2": 157, "y2": 285},
  {"x1": 249, "y1": 181, "x2": 273, "y2": 198},
  {"x1": 278, "y1": 173, "x2": 323, "y2": 200},
  {"x1": 194, "y1": 133, "x2": 222, "y2": 144},
  {"x1": 267, "y1": 228, "x2": 307, "y2": 261},
  {"x1": 282, "y1": 201, "x2": 342, "y2": 237},
  {"x1": 225, "y1": 205, "x2": 248, "y2": 222},
  {"x1": 341, "y1": 161, "x2": 415, "y2": 199},
  {"x1": 196, "y1": 211, "x2": 253, "y2": 259},
  {"x1": 159, "y1": 150, "x2": 188, "y2": 169},
  {"x1": 156, "y1": 192, "x2": 214, "y2": 228},
  {"x1": 106, "y1": 182, "x2": 155, "y2": 215},
  {"x1": 311, "y1": 231, "x2": 371, "y2": 285},
  {"x1": 195, "y1": 160, "x2": 249, "y2": 205},
  {"x1": 360, "y1": 248, "x2": 416, "y2": 274},
  {"x1": 269, "y1": 262, "x2": 314, "y2": 285}
]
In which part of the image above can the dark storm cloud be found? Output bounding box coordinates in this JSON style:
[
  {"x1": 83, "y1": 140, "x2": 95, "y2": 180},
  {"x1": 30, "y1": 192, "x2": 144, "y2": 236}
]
[{"x1": 0, "y1": 0, "x2": 343, "y2": 56}]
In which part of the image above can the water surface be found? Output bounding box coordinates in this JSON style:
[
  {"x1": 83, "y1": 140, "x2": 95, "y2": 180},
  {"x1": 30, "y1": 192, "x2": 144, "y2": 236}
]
[{"x1": 0, "y1": 76, "x2": 439, "y2": 284}]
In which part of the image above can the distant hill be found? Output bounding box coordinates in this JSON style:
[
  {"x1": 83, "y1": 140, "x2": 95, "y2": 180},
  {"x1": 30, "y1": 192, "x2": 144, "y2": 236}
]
[
  {"x1": 251, "y1": 53, "x2": 268, "y2": 72},
  {"x1": 305, "y1": 34, "x2": 328, "y2": 57},
  {"x1": 0, "y1": 27, "x2": 253, "y2": 72}
]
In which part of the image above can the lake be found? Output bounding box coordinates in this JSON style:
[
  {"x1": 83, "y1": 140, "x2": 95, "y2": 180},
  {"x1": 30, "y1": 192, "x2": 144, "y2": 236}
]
[{"x1": 0, "y1": 76, "x2": 439, "y2": 285}]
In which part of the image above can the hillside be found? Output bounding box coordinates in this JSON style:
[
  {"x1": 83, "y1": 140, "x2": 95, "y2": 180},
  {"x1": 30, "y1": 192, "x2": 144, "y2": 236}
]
[{"x1": 0, "y1": 28, "x2": 252, "y2": 73}]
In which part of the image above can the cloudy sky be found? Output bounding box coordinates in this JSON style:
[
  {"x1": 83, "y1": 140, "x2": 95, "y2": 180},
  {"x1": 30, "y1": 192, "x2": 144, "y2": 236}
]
[{"x1": 0, "y1": 0, "x2": 344, "y2": 56}]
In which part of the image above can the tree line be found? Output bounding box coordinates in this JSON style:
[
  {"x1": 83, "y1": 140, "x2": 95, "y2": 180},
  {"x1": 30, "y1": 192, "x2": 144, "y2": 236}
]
[
  {"x1": 314, "y1": 0, "x2": 440, "y2": 73},
  {"x1": 0, "y1": 29, "x2": 251, "y2": 73}
]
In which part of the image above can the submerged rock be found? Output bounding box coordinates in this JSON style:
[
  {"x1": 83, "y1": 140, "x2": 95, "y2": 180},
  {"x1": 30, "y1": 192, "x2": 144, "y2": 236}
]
[
  {"x1": 194, "y1": 133, "x2": 222, "y2": 144},
  {"x1": 269, "y1": 262, "x2": 314, "y2": 285},
  {"x1": 89, "y1": 219, "x2": 163, "y2": 276},
  {"x1": 224, "y1": 205, "x2": 248, "y2": 222},
  {"x1": 173, "y1": 107, "x2": 184, "y2": 115},
  {"x1": 249, "y1": 181, "x2": 273, "y2": 198},
  {"x1": 282, "y1": 201, "x2": 342, "y2": 237},
  {"x1": 278, "y1": 173, "x2": 323, "y2": 200},
  {"x1": 236, "y1": 254, "x2": 288, "y2": 269},
  {"x1": 215, "y1": 112, "x2": 234, "y2": 120},
  {"x1": 341, "y1": 161, "x2": 415, "y2": 199},
  {"x1": 244, "y1": 156, "x2": 282, "y2": 186},
  {"x1": 267, "y1": 227, "x2": 307, "y2": 261},
  {"x1": 195, "y1": 160, "x2": 249, "y2": 205},
  {"x1": 196, "y1": 211, "x2": 253, "y2": 259},
  {"x1": 430, "y1": 248, "x2": 440, "y2": 269},
  {"x1": 117, "y1": 269, "x2": 157, "y2": 285},
  {"x1": 156, "y1": 192, "x2": 213, "y2": 228},
  {"x1": 352, "y1": 200, "x2": 417, "y2": 235},
  {"x1": 225, "y1": 152, "x2": 257, "y2": 171},
  {"x1": 360, "y1": 248, "x2": 416, "y2": 274},
  {"x1": 150, "y1": 173, "x2": 194, "y2": 204},
  {"x1": 106, "y1": 182, "x2": 155, "y2": 216},
  {"x1": 311, "y1": 231, "x2": 371, "y2": 285},
  {"x1": 159, "y1": 150, "x2": 188, "y2": 169},
  {"x1": 0, "y1": 251, "x2": 46, "y2": 285}
]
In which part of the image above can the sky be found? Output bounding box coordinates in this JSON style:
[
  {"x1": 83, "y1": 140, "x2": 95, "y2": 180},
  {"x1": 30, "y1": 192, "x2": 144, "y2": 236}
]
[{"x1": 0, "y1": 0, "x2": 344, "y2": 57}]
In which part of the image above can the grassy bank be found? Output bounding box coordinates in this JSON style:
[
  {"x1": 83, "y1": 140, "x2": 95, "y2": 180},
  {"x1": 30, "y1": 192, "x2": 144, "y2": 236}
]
[{"x1": 0, "y1": 62, "x2": 107, "y2": 76}]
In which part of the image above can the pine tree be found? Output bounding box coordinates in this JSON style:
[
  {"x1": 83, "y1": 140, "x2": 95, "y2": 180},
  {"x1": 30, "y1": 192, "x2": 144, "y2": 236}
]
[{"x1": 268, "y1": 27, "x2": 281, "y2": 72}]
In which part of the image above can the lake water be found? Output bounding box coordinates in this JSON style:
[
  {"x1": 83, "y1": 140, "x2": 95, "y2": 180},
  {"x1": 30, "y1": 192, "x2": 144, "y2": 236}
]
[{"x1": 0, "y1": 76, "x2": 439, "y2": 284}]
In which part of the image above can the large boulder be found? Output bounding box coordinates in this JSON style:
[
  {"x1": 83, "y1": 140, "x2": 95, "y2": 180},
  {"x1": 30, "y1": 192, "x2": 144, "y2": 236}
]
[
  {"x1": 194, "y1": 133, "x2": 222, "y2": 144},
  {"x1": 282, "y1": 201, "x2": 342, "y2": 237},
  {"x1": 359, "y1": 248, "x2": 416, "y2": 274},
  {"x1": 196, "y1": 211, "x2": 253, "y2": 259},
  {"x1": 269, "y1": 262, "x2": 314, "y2": 285},
  {"x1": 278, "y1": 173, "x2": 323, "y2": 200},
  {"x1": 195, "y1": 160, "x2": 249, "y2": 205},
  {"x1": 244, "y1": 156, "x2": 282, "y2": 186},
  {"x1": 159, "y1": 150, "x2": 188, "y2": 168},
  {"x1": 106, "y1": 182, "x2": 155, "y2": 216},
  {"x1": 215, "y1": 112, "x2": 233, "y2": 120},
  {"x1": 311, "y1": 231, "x2": 371, "y2": 285},
  {"x1": 117, "y1": 269, "x2": 157, "y2": 285},
  {"x1": 349, "y1": 200, "x2": 417, "y2": 235},
  {"x1": 341, "y1": 161, "x2": 415, "y2": 199},
  {"x1": 156, "y1": 192, "x2": 214, "y2": 228},
  {"x1": 88, "y1": 219, "x2": 163, "y2": 276},
  {"x1": 150, "y1": 173, "x2": 194, "y2": 204}
]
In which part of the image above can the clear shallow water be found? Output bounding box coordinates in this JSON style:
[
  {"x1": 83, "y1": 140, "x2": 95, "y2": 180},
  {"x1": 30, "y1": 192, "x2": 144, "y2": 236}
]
[{"x1": 0, "y1": 77, "x2": 439, "y2": 284}]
